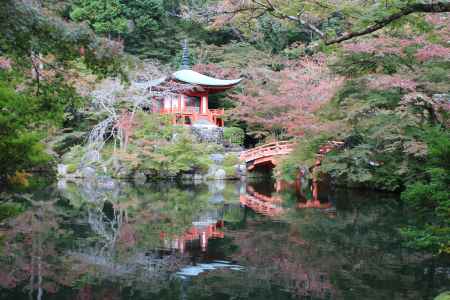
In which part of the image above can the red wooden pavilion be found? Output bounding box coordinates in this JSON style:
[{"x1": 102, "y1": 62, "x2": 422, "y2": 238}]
[{"x1": 154, "y1": 41, "x2": 242, "y2": 127}]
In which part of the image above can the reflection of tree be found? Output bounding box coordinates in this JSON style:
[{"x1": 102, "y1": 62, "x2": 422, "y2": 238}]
[
  {"x1": 226, "y1": 215, "x2": 335, "y2": 299},
  {"x1": 0, "y1": 193, "x2": 86, "y2": 298},
  {"x1": 284, "y1": 189, "x2": 448, "y2": 299},
  {"x1": 2, "y1": 181, "x2": 446, "y2": 299},
  {"x1": 184, "y1": 268, "x2": 299, "y2": 300},
  {"x1": 0, "y1": 180, "x2": 220, "y2": 299},
  {"x1": 61, "y1": 180, "x2": 215, "y2": 290}
]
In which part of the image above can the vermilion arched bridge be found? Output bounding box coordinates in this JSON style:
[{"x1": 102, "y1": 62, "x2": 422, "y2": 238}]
[{"x1": 240, "y1": 141, "x2": 296, "y2": 171}]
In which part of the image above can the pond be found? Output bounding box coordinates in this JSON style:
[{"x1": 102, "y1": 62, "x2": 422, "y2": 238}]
[{"x1": 0, "y1": 178, "x2": 448, "y2": 300}]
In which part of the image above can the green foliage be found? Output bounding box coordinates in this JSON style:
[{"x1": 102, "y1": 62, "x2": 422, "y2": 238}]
[
  {"x1": 143, "y1": 133, "x2": 212, "y2": 176},
  {"x1": 423, "y1": 66, "x2": 448, "y2": 83},
  {"x1": 223, "y1": 153, "x2": 240, "y2": 167},
  {"x1": 0, "y1": 0, "x2": 125, "y2": 79},
  {"x1": 434, "y1": 292, "x2": 450, "y2": 300},
  {"x1": 222, "y1": 153, "x2": 240, "y2": 177},
  {"x1": 127, "y1": 21, "x2": 236, "y2": 63},
  {"x1": 70, "y1": 0, "x2": 129, "y2": 37},
  {"x1": 0, "y1": 82, "x2": 52, "y2": 181},
  {"x1": 317, "y1": 101, "x2": 426, "y2": 191},
  {"x1": 331, "y1": 52, "x2": 412, "y2": 76},
  {"x1": 32, "y1": 76, "x2": 84, "y2": 126},
  {"x1": 255, "y1": 16, "x2": 313, "y2": 54},
  {"x1": 278, "y1": 134, "x2": 332, "y2": 182},
  {"x1": 420, "y1": 61, "x2": 450, "y2": 84},
  {"x1": 195, "y1": 42, "x2": 273, "y2": 69},
  {"x1": 70, "y1": 0, "x2": 172, "y2": 40},
  {"x1": 97, "y1": 113, "x2": 214, "y2": 178},
  {"x1": 401, "y1": 126, "x2": 450, "y2": 255},
  {"x1": 0, "y1": 66, "x2": 90, "y2": 183},
  {"x1": 364, "y1": 89, "x2": 404, "y2": 110},
  {"x1": 66, "y1": 164, "x2": 78, "y2": 174},
  {"x1": 321, "y1": 80, "x2": 404, "y2": 122},
  {"x1": 224, "y1": 127, "x2": 245, "y2": 146},
  {"x1": 69, "y1": 0, "x2": 237, "y2": 62},
  {"x1": 319, "y1": 142, "x2": 407, "y2": 191},
  {"x1": 282, "y1": 66, "x2": 447, "y2": 191},
  {"x1": 0, "y1": 0, "x2": 126, "y2": 183},
  {"x1": 62, "y1": 145, "x2": 86, "y2": 167},
  {"x1": 0, "y1": 202, "x2": 25, "y2": 221}
]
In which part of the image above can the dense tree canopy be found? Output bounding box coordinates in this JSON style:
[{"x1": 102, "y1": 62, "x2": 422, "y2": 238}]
[
  {"x1": 195, "y1": 0, "x2": 450, "y2": 45},
  {"x1": 0, "y1": 0, "x2": 125, "y2": 78},
  {"x1": 0, "y1": 0, "x2": 126, "y2": 184}
]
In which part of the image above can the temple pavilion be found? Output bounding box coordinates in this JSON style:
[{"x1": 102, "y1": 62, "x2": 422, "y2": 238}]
[{"x1": 153, "y1": 41, "x2": 242, "y2": 127}]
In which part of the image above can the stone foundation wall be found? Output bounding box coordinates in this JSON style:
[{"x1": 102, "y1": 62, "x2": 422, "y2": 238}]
[{"x1": 191, "y1": 124, "x2": 224, "y2": 144}]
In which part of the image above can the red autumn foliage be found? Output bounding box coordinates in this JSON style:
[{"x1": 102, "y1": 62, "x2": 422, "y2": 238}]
[
  {"x1": 230, "y1": 55, "x2": 344, "y2": 137},
  {"x1": 368, "y1": 74, "x2": 417, "y2": 91},
  {"x1": 0, "y1": 56, "x2": 12, "y2": 70},
  {"x1": 415, "y1": 44, "x2": 450, "y2": 61},
  {"x1": 343, "y1": 14, "x2": 450, "y2": 62},
  {"x1": 0, "y1": 271, "x2": 16, "y2": 288},
  {"x1": 118, "y1": 223, "x2": 137, "y2": 247}
]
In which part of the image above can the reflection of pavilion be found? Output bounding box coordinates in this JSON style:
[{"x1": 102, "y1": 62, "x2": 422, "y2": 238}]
[
  {"x1": 239, "y1": 185, "x2": 284, "y2": 217},
  {"x1": 298, "y1": 199, "x2": 333, "y2": 209},
  {"x1": 162, "y1": 209, "x2": 225, "y2": 253},
  {"x1": 161, "y1": 220, "x2": 224, "y2": 253}
]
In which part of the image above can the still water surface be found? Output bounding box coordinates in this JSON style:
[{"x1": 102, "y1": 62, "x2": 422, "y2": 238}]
[{"x1": 0, "y1": 179, "x2": 448, "y2": 299}]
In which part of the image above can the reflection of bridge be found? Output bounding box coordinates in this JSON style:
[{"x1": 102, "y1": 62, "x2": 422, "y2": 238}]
[
  {"x1": 240, "y1": 185, "x2": 336, "y2": 218},
  {"x1": 240, "y1": 186, "x2": 284, "y2": 217},
  {"x1": 240, "y1": 141, "x2": 295, "y2": 171}
]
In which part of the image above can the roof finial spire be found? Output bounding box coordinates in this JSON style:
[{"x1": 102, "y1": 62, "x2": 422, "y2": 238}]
[{"x1": 181, "y1": 39, "x2": 190, "y2": 70}]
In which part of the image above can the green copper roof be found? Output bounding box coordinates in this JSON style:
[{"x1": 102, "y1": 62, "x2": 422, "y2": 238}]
[{"x1": 173, "y1": 69, "x2": 242, "y2": 87}]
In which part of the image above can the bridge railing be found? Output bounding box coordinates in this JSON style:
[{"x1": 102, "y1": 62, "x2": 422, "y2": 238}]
[
  {"x1": 239, "y1": 194, "x2": 283, "y2": 217},
  {"x1": 240, "y1": 141, "x2": 296, "y2": 163}
]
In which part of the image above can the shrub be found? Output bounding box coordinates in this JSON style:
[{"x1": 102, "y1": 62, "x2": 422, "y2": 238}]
[
  {"x1": 6, "y1": 171, "x2": 31, "y2": 187},
  {"x1": 401, "y1": 127, "x2": 450, "y2": 255},
  {"x1": 66, "y1": 164, "x2": 78, "y2": 173},
  {"x1": 62, "y1": 145, "x2": 86, "y2": 166},
  {"x1": 0, "y1": 203, "x2": 25, "y2": 221},
  {"x1": 277, "y1": 133, "x2": 333, "y2": 182},
  {"x1": 0, "y1": 83, "x2": 51, "y2": 182},
  {"x1": 223, "y1": 153, "x2": 240, "y2": 167},
  {"x1": 422, "y1": 64, "x2": 450, "y2": 83},
  {"x1": 331, "y1": 52, "x2": 411, "y2": 77},
  {"x1": 224, "y1": 127, "x2": 245, "y2": 146},
  {"x1": 224, "y1": 165, "x2": 236, "y2": 177}
]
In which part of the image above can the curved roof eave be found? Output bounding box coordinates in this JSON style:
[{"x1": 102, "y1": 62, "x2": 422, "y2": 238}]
[{"x1": 173, "y1": 69, "x2": 242, "y2": 87}]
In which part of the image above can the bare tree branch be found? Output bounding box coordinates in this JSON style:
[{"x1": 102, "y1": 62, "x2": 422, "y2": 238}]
[
  {"x1": 252, "y1": 0, "x2": 325, "y2": 37},
  {"x1": 200, "y1": 0, "x2": 450, "y2": 45},
  {"x1": 325, "y1": 1, "x2": 450, "y2": 45}
]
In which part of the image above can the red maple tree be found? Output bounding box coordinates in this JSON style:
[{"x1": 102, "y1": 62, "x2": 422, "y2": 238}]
[{"x1": 229, "y1": 55, "x2": 344, "y2": 138}]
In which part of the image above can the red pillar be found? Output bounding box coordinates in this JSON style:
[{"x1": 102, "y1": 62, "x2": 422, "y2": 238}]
[
  {"x1": 312, "y1": 180, "x2": 319, "y2": 201},
  {"x1": 201, "y1": 95, "x2": 208, "y2": 114}
]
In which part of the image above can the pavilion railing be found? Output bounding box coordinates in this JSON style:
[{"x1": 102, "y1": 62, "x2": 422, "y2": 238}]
[
  {"x1": 158, "y1": 106, "x2": 225, "y2": 126},
  {"x1": 158, "y1": 107, "x2": 224, "y2": 115}
]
